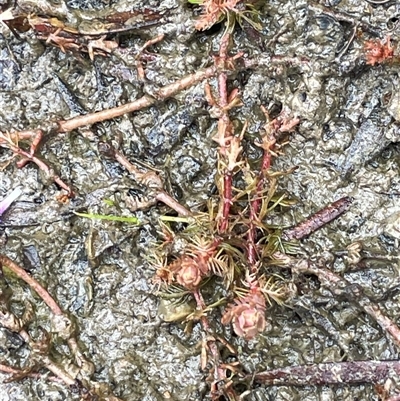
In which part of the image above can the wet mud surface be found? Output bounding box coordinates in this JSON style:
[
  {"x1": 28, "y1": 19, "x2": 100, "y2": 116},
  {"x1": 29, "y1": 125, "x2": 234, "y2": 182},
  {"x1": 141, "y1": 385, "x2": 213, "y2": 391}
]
[{"x1": 0, "y1": 0, "x2": 400, "y2": 400}]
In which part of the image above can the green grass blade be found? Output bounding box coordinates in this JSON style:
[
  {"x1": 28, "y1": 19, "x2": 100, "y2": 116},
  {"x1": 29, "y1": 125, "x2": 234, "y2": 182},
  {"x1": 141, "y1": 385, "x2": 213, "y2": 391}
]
[{"x1": 74, "y1": 211, "x2": 139, "y2": 224}]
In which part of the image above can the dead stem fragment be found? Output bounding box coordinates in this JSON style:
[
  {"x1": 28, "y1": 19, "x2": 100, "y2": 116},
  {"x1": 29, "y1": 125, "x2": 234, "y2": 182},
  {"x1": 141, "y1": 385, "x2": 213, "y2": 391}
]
[
  {"x1": 252, "y1": 359, "x2": 400, "y2": 386},
  {"x1": 282, "y1": 196, "x2": 353, "y2": 240},
  {"x1": 0, "y1": 131, "x2": 75, "y2": 196},
  {"x1": 0, "y1": 254, "x2": 122, "y2": 400},
  {"x1": 57, "y1": 64, "x2": 218, "y2": 133},
  {"x1": 98, "y1": 142, "x2": 191, "y2": 216},
  {"x1": 294, "y1": 259, "x2": 400, "y2": 350}
]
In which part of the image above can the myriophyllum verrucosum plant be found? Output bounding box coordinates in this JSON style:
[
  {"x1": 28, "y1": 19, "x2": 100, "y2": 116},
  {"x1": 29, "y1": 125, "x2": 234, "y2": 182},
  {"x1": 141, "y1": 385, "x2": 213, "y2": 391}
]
[{"x1": 151, "y1": 104, "x2": 299, "y2": 342}]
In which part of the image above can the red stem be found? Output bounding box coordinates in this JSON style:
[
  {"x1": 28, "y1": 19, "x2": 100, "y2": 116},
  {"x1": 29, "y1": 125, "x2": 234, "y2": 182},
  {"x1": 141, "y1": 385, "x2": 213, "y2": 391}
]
[
  {"x1": 247, "y1": 148, "x2": 273, "y2": 269},
  {"x1": 219, "y1": 173, "x2": 232, "y2": 233},
  {"x1": 0, "y1": 255, "x2": 63, "y2": 316},
  {"x1": 215, "y1": 34, "x2": 233, "y2": 234}
]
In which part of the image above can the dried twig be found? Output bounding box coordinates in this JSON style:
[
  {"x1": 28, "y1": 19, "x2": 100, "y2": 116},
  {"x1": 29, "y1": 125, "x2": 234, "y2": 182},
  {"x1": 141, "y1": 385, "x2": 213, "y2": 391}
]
[
  {"x1": 98, "y1": 142, "x2": 191, "y2": 216},
  {"x1": 282, "y1": 196, "x2": 353, "y2": 240},
  {"x1": 0, "y1": 255, "x2": 122, "y2": 400},
  {"x1": 0, "y1": 255, "x2": 94, "y2": 372},
  {"x1": 135, "y1": 34, "x2": 165, "y2": 80},
  {"x1": 0, "y1": 63, "x2": 224, "y2": 198},
  {"x1": 252, "y1": 359, "x2": 400, "y2": 386},
  {"x1": 293, "y1": 259, "x2": 400, "y2": 349},
  {"x1": 57, "y1": 64, "x2": 218, "y2": 133}
]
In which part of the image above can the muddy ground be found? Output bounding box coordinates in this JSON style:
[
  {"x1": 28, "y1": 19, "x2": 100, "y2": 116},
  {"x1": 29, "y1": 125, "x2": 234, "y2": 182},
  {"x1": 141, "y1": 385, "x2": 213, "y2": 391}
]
[{"x1": 0, "y1": 0, "x2": 400, "y2": 400}]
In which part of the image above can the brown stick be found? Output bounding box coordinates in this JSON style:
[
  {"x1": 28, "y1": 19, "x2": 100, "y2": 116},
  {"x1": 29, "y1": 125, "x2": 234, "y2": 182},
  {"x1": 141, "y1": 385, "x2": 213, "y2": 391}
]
[
  {"x1": 252, "y1": 359, "x2": 400, "y2": 386},
  {"x1": 99, "y1": 142, "x2": 191, "y2": 216},
  {"x1": 39, "y1": 355, "x2": 76, "y2": 386},
  {"x1": 0, "y1": 362, "x2": 67, "y2": 383},
  {"x1": 57, "y1": 64, "x2": 217, "y2": 133},
  {"x1": 192, "y1": 288, "x2": 228, "y2": 400},
  {"x1": 16, "y1": 150, "x2": 74, "y2": 195},
  {"x1": 282, "y1": 196, "x2": 353, "y2": 240},
  {"x1": 0, "y1": 62, "x2": 223, "y2": 199},
  {"x1": 0, "y1": 48, "x2": 310, "y2": 149},
  {"x1": 0, "y1": 54, "x2": 303, "y2": 144},
  {"x1": 294, "y1": 259, "x2": 400, "y2": 350},
  {"x1": 0, "y1": 363, "x2": 29, "y2": 376},
  {"x1": 0, "y1": 130, "x2": 40, "y2": 145},
  {"x1": 6, "y1": 326, "x2": 77, "y2": 387},
  {"x1": 155, "y1": 191, "x2": 191, "y2": 217}
]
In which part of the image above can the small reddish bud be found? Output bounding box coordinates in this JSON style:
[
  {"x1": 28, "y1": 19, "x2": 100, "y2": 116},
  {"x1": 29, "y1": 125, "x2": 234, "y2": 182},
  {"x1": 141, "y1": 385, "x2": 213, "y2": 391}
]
[
  {"x1": 176, "y1": 257, "x2": 202, "y2": 289},
  {"x1": 233, "y1": 304, "x2": 266, "y2": 339},
  {"x1": 222, "y1": 303, "x2": 266, "y2": 340}
]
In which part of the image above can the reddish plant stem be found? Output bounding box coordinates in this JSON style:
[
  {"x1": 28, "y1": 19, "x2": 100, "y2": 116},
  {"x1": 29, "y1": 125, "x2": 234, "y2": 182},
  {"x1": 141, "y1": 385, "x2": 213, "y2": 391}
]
[
  {"x1": 216, "y1": 34, "x2": 229, "y2": 107},
  {"x1": 252, "y1": 360, "x2": 400, "y2": 387},
  {"x1": 0, "y1": 54, "x2": 302, "y2": 143},
  {"x1": 17, "y1": 149, "x2": 73, "y2": 195},
  {"x1": 100, "y1": 142, "x2": 191, "y2": 216},
  {"x1": 39, "y1": 355, "x2": 76, "y2": 386},
  {"x1": 193, "y1": 289, "x2": 209, "y2": 330},
  {"x1": 1, "y1": 137, "x2": 74, "y2": 196},
  {"x1": 0, "y1": 255, "x2": 92, "y2": 373},
  {"x1": 193, "y1": 289, "x2": 226, "y2": 399},
  {"x1": 219, "y1": 173, "x2": 232, "y2": 233},
  {"x1": 0, "y1": 363, "x2": 30, "y2": 376},
  {"x1": 0, "y1": 363, "x2": 66, "y2": 383},
  {"x1": 135, "y1": 34, "x2": 165, "y2": 80},
  {"x1": 247, "y1": 205, "x2": 259, "y2": 267},
  {"x1": 0, "y1": 257, "x2": 118, "y2": 398},
  {"x1": 0, "y1": 318, "x2": 77, "y2": 386},
  {"x1": 155, "y1": 192, "x2": 191, "y2": 217},
  {"x1": 214, "y1": 34, "x2": 235, "y2": 234},
  {"x1": 193, "y1": 289, "x2": 220, "y2": 364},
  {"x1": 0, "y1": 255, "x2": 63, "y2": 316},
  {"x1": 218, "y1": 72, "x2": 228, "y2": 107},
  {"x1": 17, "y1": 328, "x2": 92, "y2": 390},
  {"x1": 261, "y1": 148, "x2": 273, "y2": 171},
  {"x1": 247, "y1": 106, "x2": 283, "y2": 269},
  {"x1": 0, "y1": 63, "x2": 221, "y2": 197},
  {"x1": 6, "y1": 130, "x2": 39, "y2": 142},
  {"x1": 0, "y1": 63, "x2": 224, "y2": 199},
  {"x1": 247, "y1": 149, "x2": 273, "y2": 268}
]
